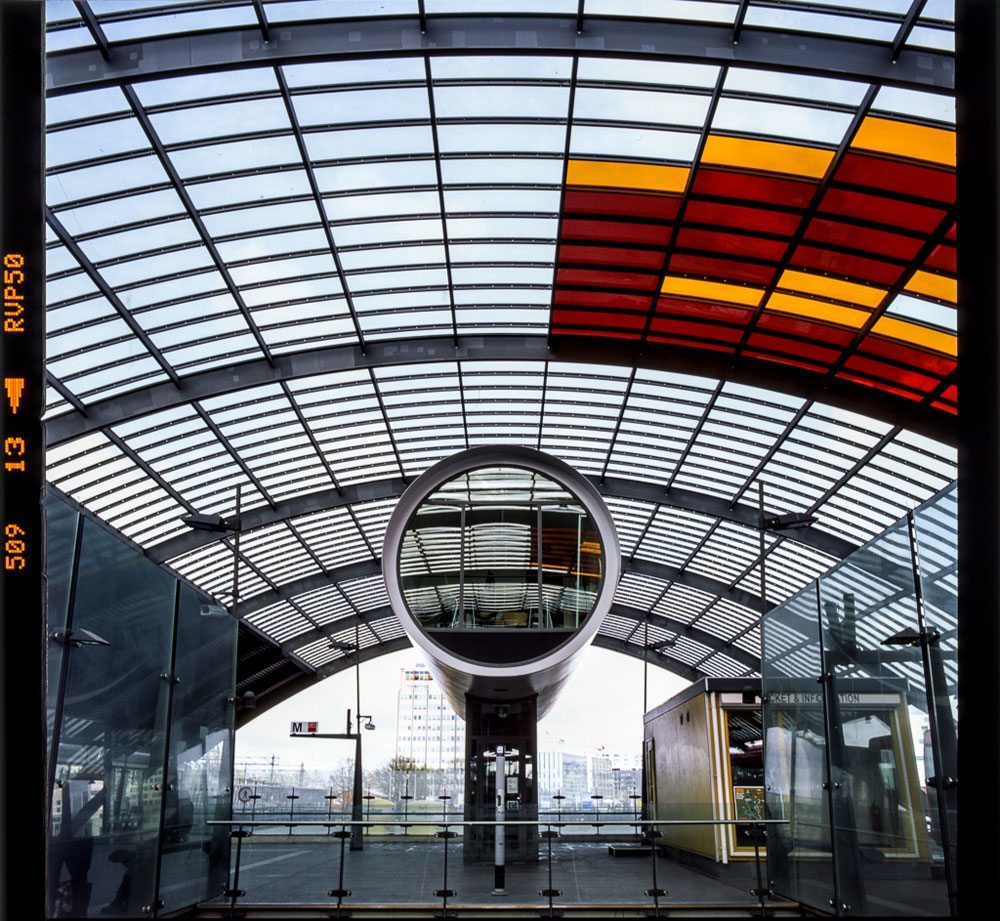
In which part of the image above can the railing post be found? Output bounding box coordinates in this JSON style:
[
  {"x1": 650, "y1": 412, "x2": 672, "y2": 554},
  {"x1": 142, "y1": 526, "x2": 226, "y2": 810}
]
[
  {"x1": 750, "y1": 821, "x2": 772, "y2": 918},
  {"x1": 644, "y1": 820, "x2": 667, "y2": 918},
  {"x1": 224, "y1": 824, "x2": 249, "y2": 918},
  {"x1": 326, "y1": 788, "x2": 337, "y2": 836},
  {"x1": 327, "y1": 822, "x2": 352, "y2": 919},
  {"x1": 434, "y1": 818, "x2": 457, "y2": 918},
  {"x1": 286, "y1": 787, "x2": 298, "y2": 835},
  {"x1": 539, "y1": 821, "x2": 562, "y2": 918}
]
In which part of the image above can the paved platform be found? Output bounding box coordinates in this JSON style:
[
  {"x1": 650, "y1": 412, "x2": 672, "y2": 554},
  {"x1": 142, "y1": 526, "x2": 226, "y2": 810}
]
[{"x1": 207, "y1": 837, "x2": 780, "y2": 912}]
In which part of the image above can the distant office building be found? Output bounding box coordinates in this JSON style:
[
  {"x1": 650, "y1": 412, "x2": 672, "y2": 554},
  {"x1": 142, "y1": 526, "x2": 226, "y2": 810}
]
[{"x1": 394, "y1": 664, "x2": 464, "y2": 771}]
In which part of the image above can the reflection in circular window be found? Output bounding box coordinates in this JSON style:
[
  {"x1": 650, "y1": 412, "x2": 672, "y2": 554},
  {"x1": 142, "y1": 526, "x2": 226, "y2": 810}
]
[{"x1": 399, "y1": 466, "x2": 603, "y2": 634}]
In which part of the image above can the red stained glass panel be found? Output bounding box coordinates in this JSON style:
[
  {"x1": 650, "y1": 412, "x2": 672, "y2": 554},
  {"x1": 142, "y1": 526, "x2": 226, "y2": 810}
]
[
  {"x1": 745, "y1": 332, "x2": 839, "y2": 364},
  {"x1": 646, "y1": 334, "x2": 734, "y2": 353},
  {"x1": 668, "y1": 253, "x2": 776, "y2": 285},
  {"x1": 675, "y1": 228, "x2": 789, "y2": 261},
  {"x1": 558, "y1": 244, "x2": 664, "y2": 269},
  {"x1": 803, "y1": 218, "x2": 923, "y2": 261},
  {"x1": 554, "y1": 289, "x2": 652, "y2": 311},
  {"x1": 836, "y1": 152, "x2": 955, "y2": 203},
  {"x1": 843, "y1": 355, "x2": 940, "y2": 392},
  {"x1": 924, "y1": 243, "x2": 957, "y2": 274},
  {"x1": 742, "y1": 350, "x2": 827, "y2": 373},
  {"x1": 561, "y1": 218, "x2": 672, "y2": 246},
  {"x1": 556, "y1": 267, "x2": 659, "y2": 290},
  {"x1": 685, "y1": 200, "x2": 801, "y2": 236},
  {"x1": 792, "y1": 244, "x2": 904, "y2": 285},
  {"x1": 859, "y1": 336, "x2": 956, "y2": 376},
  {"x1": 649, "y1": 317, "x2": 744, "y2": 342},
  {"x1": 755, "y1": 312, "x2": 857, "y2": 345},
  {"x1": 819, "y1": 187, "x2": 946, "y2": 233},
  {"x1": 655, "y1": 296, "x2": 751, "y2": 325},
  {"x1": 836, "y1": 371, "x2": 923, "y2": 401},
  {"x1": 691, "y1": 169, "x2": 816, "y2": 207},
  {"x1": 564, "y1": 189, "x2": 681, "y2": 220}
]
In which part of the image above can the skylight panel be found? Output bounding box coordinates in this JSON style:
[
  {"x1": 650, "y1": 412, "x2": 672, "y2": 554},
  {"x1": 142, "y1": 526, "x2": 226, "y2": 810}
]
[
  {"x1": 723, "y1": 69, "x2": 868, "y2": 106},
  {"x1": 151, "y1": 98, "x2": 291, "y2": 145},
  {"x1": 283, "y1": 56, "x2": 426, "y2": 89},
  {"x1": 634, "y1": 506, "x2": 715, "y2": 567},
  {"x1": 434, "y1": 85, "x2": 570, "y2": 120},
  {"x1": 573, "y1": 88, "x2": 711, "y2": 128},
  {"x1": 444, "y1": 188, "x2": 562, "y2": 215},
  {"x1": 616, "y1": 572, "x2": 668, "y2": 612},
  {"x1": 99, "y1": 5, "x2": 258, "y2": 42},
  {"x1": 872, "y1": 87, "x2": 955, "y2": 125},
  {"x1": 426, "y1": 0, "x2": 576, "y2": 10},
  {"x1": 696, "y1": 599, "x2": 758, "y2": 642},
  {"x1": 315, "y1": 159, "x2": 439, "y2": 194},
  {"x1": 201, "y1": 199, "x2": 321, "y2": 236},
  {"x1": 447, "y1": 216, "x2": 557, "y2": 240},
  {"x1": 449, "y1": 242, "x2": 554, "y2": 264},
  {"x1": 170, "y1": 135, "x2": 303, "y2": 178},
  {"x1": 304, "y1": 125, "x2": 435, "y2": 160},
  {"x1": 438, "y1": 123, "x2": 566, "y2": 154},
  {"x1": 59, "y1": 358, "x2": 171, "y2": 403},
  {"x1": 187, "y1": 171, "x2": 313, "y2": 210},
  {"x1": 349, "y1": 267, "x2": 449, "y2": 294},
  {"x1": 325, "y1": 190, "x2": 441, "y2": 223},
  {"x1": 292, "y1": 87, "x2": 431, "y2": 126},
  {"x1": 265, "y1": 0, "x2": 418, "y2": 23},
  {"x1": 46, "y1": 88, "x2": 131, "y2": 126},
  {"x1": 44, "y1": 24, "x2": 97, "y2": 53},
  {"x1": 133, "y1": 68, "x2": 279, "y2": 107},
  {"x1": 585, "y1": 0, "x2": 737, "y2": 25},
  {"x1": 47, "y1": 119, "x2": 151, "y2": 169},
  {"x1": 430, "y1": 55, "x2": 572, "y2": 81},
  {"x1": 907, "y1": 25, "x2": 954, "y2": 52},
  {"x1": 78, "y1": 218, "x2": 202, "y2": 263},
  {"x1": 744, "y1": 5, "x2": 898, "y2": 42},
  {"x1": 712, "y1": 98, "x2": 852, "y2": 146},
  {"x1": 569, "y1": 125, "x2": 699, "y2": 163},
  {"x1": 48, "y1": 155, "x2": 171, "y2": 208},
  {"x1": 100, "y1": 247, "x2": 216, "y2": 289}
]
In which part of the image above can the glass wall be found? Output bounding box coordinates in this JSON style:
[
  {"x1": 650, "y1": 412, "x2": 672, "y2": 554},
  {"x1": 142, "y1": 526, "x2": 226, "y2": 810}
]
[
  {"x1": 762, "y1": 484, "x2": 957, "y2": 917},
  {"x1": 45, "y1": 492, "x2": 236, "y2": 918}
]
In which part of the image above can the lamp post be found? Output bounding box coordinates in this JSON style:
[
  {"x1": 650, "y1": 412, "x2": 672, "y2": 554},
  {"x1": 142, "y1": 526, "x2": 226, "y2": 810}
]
[{"x1": 181, "y1": 483, "x2": 244, "y2": 613}]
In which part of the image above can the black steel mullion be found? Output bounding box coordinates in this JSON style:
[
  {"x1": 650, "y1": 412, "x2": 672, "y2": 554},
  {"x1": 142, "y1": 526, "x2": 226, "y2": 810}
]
[
  {"x1": 891, "y1": 0, "x2": 930, "y2": 62},
  {"x1": 45, "y1": 208, "x2": 182, "y2": 386},
  {"x1": 102, "y1": 428, "x2": 198, "y2": 513},
  {"x1": 278, "y1": 381, "x2": 343, "y2": 494},
  {"x1": 274, "y1": 67, "x2": 368, "y2": 354},
  {"x1": 624, "y1": 579, "x2": 676, "y2": 645},
  {"x1": 824, "y1": 205, "x2": 958, "y2": 381},
  {"x1": 456, "y1": 361, "x2": 470, "y2": 450},
  {"x1": 332, "y1": 583, "x2": 383, "y2": 645},
  {"x1": 120, "y1": 84, "x2": 276, "y2": 366},
  {"x1": 46, "y1": 371, "x2": 88, "y2": 416},
  {"x1": 729, "y1": 401, "x2": 814, "y2": 508},
  {"x1": 535, "y1": 360, "x2": 550, "y2": 450},
  {"x1": 418, "y1": 0, "x2": 426, "y2": 32},
  {"x1": 547, "y1": 54, "x2": 580, "y2": 349},
  {"x1": 732, "y1": 0, "x2": 751, "y2": 45},
  {"x1": 72, "y1": 0, "x2": 110, "y2": 60},
  {"x1": 628, "y1": 502, "x2": 661, "y2": 563},
  {"x1": 192, "y1": 403, "x2": 277, "y2": 510},
  {"x1": 345, "y1": 506, "x2": 380, "y2": 562},
  {"x1": 598, "y1": 368, "x2": 637, "y2": 484},
  {"x1": 423, "y1": 57, "x2": 460, "y2": 348},
  {"x1": 251, "y1": 0, "x2": 270, "y2": 42},
  {"x1": 367, "y1": 368, "x2": 408, "y2": 482},
  {"x1": 730, "y1": 83, "x2": 881, "y2": 358},
  {"x1": 664, "y1": 380, "x2": 725, "y2": 492},
  {"x1": 576, "y1": 0, "x2": 585, "y2": 34}
]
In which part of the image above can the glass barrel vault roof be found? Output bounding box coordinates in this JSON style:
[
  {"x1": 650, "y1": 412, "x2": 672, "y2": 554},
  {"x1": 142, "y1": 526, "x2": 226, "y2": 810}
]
[{"x1": 42, "y1": 1, "x2": 957, "y2": 702}]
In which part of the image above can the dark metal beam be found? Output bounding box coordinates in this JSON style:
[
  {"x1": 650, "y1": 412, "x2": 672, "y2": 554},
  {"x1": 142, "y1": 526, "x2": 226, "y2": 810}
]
[
  {"x1": 891, "y1": 0, "x2": 929, "y2": 63},
  {"x1": 250, "y1": 0, "x2": 270, "y2": 44},
  {"x1": 44, "y1": 336, "x2": 957, "y2": 448},
  {"x1": 45, "y1": 17, "x2": 955, "y2": 96},
  {"x1": 148, "y1": 473, "x2": 855, "y2": 565},
  {"x1": 72, "y1": 0, "x2": 110, "y2": 61}
]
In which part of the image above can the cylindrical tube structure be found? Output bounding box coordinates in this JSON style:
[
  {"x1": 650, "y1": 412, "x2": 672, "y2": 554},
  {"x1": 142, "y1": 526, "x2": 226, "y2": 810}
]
[{"x1": 382, "y1": 446, "x2": 621, "y2": 718}]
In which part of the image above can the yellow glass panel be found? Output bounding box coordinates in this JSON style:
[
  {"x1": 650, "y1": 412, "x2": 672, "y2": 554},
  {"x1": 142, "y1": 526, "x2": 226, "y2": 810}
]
[
  {"x1": 905, "y1": 270, "x2": 957, "y2": 303},
  {"x1": 778, "y1": 269, "x2": 886, "y2": 308},
  {"x1": 766, "y1": 291, "x2": 870, "y2": 328},
  {"x1": 701, "y1": 135, "x2": 833, "y2": 179},
  {"x1": 661, "y1": 276, "x2": 764, "y2": 307},
  {"x1": 566, "y1": 159, "x2": 690, "y2": 194},
  {"x1": 873, "y1": 316, "x2": 957, "y2": 357},
  {"x1": 851, "y1": 116, "x2": 955, "y2": 167}
]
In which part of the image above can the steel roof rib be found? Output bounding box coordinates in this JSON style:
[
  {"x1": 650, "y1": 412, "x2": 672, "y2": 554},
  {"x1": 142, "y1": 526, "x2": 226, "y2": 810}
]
[{"x1": 41, "y1": 4, "x2": 957, "y2": 702}]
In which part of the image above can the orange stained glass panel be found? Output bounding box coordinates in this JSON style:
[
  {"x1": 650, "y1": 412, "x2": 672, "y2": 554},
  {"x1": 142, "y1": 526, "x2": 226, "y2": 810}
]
[
  {"x1": 871, "y1": 316, "x2": 957, "y2": 356},
  {"x1": 851, "y1": 117, "x2": 956, "y2": 168},
  {"x1": 661, "y1": 276, "x2": 765, "y2": 307},
  {"x1": 567, "y1": 159, "x2": 690, "y2": 194},
  {"x1": 777, "y1": 269, "x2": 885, "y2": 308},
  {"x1": 904, "y1": 270, "x2": 958, "y2": 303},
  {"x1": 765, "y1": 291, "x2": 871, "y2": 328},
  {"x1": 701, "y1": 135, "x2": 834, "y2": 180}
]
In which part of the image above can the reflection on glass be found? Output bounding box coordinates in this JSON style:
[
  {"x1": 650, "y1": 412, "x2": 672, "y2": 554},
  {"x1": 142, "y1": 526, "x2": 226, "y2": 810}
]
[{"x1": 400, "y1": 466, "x2": 603, "y2": 631}]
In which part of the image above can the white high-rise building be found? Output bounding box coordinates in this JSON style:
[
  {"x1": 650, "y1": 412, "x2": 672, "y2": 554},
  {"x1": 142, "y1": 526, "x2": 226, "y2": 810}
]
[{"x1": 394, "y1": 663, "x2": 464, "y2": 770}]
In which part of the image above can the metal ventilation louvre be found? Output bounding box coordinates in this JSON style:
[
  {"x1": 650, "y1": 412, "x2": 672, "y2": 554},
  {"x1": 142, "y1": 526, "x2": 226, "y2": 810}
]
[{"x1": 43, "y1": 0, "x2": 956, "y2": 712}]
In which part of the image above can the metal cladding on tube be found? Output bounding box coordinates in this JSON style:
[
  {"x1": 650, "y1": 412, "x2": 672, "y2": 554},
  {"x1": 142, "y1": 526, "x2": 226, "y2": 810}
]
[{"x1": 381, "y1": 446, "x2": 621, "y2": 718}]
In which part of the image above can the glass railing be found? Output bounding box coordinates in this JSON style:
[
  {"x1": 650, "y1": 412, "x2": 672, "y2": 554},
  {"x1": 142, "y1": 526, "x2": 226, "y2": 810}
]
[{"x1": 208, "y1": 817, "x2": 787, "y2": 916}]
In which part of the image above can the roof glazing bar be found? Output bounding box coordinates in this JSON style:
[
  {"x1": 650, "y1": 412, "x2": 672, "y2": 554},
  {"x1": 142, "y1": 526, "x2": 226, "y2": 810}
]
[
  {"x1": 72, "y1": 0, "x2": 109, "y2": 61},
  {"x1": 892, "y1": 0, "x2": 930, "y2": 63}
]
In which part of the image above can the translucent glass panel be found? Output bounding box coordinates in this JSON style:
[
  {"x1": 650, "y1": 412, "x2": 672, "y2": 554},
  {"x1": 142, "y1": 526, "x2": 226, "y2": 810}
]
[{"x1": 763, "y1": 486, "x2": 956, "y2": 916}]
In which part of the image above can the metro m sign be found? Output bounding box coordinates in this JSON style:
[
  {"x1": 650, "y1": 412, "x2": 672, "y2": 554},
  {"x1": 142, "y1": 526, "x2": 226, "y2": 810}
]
[{"x1": 291, "y1": 721, "x2": 318, "y2": 734}]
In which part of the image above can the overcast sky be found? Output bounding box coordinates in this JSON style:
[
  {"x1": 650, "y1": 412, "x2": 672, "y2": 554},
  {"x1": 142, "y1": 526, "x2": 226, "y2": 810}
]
[{"x1": 235, "y1": 645, "x2": 691, "y2": 777}]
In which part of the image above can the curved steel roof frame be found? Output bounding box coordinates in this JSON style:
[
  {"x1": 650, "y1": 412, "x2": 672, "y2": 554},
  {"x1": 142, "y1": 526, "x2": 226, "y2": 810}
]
[{"x1": 42, "y1": 1, "x2": 957, "y2": 707}]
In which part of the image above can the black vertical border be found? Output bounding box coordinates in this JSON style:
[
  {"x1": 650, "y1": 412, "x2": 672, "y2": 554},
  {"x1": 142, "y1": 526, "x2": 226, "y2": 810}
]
[
  {"x1": 0, "y1": 2, "x2": 45, "y2": 919},
  {"x1": 956, "y1": 0, "x2": 1000, "y2": 912}
]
